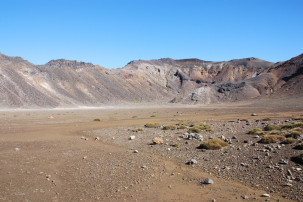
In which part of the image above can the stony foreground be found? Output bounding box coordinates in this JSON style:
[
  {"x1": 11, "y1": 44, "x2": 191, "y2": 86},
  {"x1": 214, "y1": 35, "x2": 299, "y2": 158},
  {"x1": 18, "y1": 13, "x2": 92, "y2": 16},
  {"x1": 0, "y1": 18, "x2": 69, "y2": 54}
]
[{"x1": 0, "y1": 102, "x2": 302, "y2": 201}]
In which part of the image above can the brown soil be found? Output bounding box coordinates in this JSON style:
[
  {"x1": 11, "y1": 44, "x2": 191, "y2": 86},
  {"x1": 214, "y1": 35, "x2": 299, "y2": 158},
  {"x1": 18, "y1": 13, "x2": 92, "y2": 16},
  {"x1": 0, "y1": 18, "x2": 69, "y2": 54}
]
[{"x1": 0, "y1": 100, "x2": 302, "y2": 201}]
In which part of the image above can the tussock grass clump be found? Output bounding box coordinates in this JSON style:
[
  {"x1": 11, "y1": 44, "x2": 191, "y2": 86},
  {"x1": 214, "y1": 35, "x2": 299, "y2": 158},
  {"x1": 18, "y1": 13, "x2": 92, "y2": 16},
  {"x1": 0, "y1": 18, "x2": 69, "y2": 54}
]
[
  {"x1": 177, "y1": 125, "x2": 187, "y2": 129},
  {"x1": 162, "y1": 125, "x2": 176, "y2": 130},
  {"x1": 172, "y1": 142, "x2": 180, "y2": 147},
  {"x1": 248, "y1": 128, "x2": 266, "y2": 135},
  {"x1": 282, "y1": 137, "x2": 296, "y2": 144},
  {"x1": 262, "y1": 118, "x2": 271, "y2": 121},
  {"x1": 292, "y1": 127, "x2": 303, "y2": 132},
  {"x1": 293, "y1": 117, "x2": 303, "y2": 120},
  {"x1": 132, "y1": 115, "x2": 138, "y2": 118},
  {"x1": 291, "y1": 153, "x2": 303, "y2": 165},
  {"x1": 240, "y1": 119, "x2": 248, "y2": 121},
  {"x1": 286, "y1": 131, "x2": 301, "y2": 139},
  {"x1": 144, "y1": 122, "x2": 160, "y2": 128},
  {"x1": 176, "y1": 121, "x2": 190, "y2": 126},
  {"x1": 197, "y1": 138, "x2": 228, "y2": 150},
  {"x1": 259, "y1": 135, "x2": 286, "y2": 144},
  {"x1": 188, "y1": 127, "x2": 201, "y2": 133},
  {"x1": 281, "y1": 122, "x2": 303, "y2": 130},
  {"x1": 264, "y1": 124, "x2": 278, "y2": 131},
  {"x1": 150, "y1": 115, "x2": 156, "y2": 117},
  {"x1": 93, "y1": 118, "x2": 101, "y2": 122},
  {"x1": 294, "y1": 143, "x2": 303, "y2": 150},
  {"x1": 189, "y1": 123, "x2": 213, "y2": 133}
]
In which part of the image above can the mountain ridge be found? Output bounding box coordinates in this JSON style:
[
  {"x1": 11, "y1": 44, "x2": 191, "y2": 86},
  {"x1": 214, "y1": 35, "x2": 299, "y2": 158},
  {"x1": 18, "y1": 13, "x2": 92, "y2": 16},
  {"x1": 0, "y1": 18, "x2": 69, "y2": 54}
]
[{"x1": 0, "y1": 52, "x2": 302, "y2": 108}]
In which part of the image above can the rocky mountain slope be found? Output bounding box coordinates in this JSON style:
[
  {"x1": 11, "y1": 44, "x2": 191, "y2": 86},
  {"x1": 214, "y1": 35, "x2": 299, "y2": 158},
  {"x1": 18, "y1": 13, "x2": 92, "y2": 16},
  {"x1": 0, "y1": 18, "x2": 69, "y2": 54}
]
[{"x1": 0, "y1": 52, "x2": 302, "y2": 108}]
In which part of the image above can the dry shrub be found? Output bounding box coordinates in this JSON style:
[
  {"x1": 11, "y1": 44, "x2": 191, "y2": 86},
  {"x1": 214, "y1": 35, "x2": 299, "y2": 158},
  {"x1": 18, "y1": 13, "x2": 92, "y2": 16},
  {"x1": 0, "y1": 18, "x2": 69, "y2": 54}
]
[
  {"x1": 286, "y1": 131, "x2": 301, "y2": 139},
  {"x1": 259, "y1": 135, "x2": 285, "y2": 144},
  {"x1": 197, "y1": 138, "x2": 228, "y2": 150},
  {"x1": 189, "y1": 123, "x2": 213, "y2": 132},
  {"x1": 177, "y1": 125, "x2": 187, "y2": 129},
  {"x1": 188, "y1": 127, "x2": 201, "y2": 133},
  {"x1": 248, "y1": 128, "x2": 266, "y2": 135},
  {"x1": 264, "y1": 124, "x2": 278, "y2": 131},
  {"x1": 293, "y1": 117, "x2": 303, "y2": 120},
  {"x1": 144, "y1": 123, "x2": 161, "y2": 128},
  {"x1": 282, "y1": 137, "x2": 296, "y2": 144},
  {"x1": 262, "y1": 118, "x2": 271, "y2": 121},
  {"x1": 93, "y1": 118, "x2": 101, "y2": 122},
  {"x1": 176, "y1": 121, "x2": 190, "y2": 126},
  {"x1": 162, "y1": 125, "x2": 176, "y2": 130}
]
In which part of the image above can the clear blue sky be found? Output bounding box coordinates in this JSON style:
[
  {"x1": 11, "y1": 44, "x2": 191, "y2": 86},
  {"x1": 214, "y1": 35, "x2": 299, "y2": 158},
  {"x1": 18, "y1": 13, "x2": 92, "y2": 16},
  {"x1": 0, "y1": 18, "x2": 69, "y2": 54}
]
[{"x1": 0, "y1": 0, "x2": 302, "y2": 68}]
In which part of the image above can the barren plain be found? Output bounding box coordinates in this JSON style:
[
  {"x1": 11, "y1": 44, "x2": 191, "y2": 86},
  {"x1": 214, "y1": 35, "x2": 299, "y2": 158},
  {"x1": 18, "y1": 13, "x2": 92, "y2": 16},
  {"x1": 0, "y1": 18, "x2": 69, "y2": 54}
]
[{"x1": 0, "y1": 97, "x2": 303, "y2": 201}]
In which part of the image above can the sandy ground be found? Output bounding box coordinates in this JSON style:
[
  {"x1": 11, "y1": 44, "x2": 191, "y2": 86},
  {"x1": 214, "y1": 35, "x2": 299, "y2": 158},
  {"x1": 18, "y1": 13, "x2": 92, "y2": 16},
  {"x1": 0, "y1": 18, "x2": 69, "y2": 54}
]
[{"x1": 0, "y1": 99, "x2": 303, "y2": 201}]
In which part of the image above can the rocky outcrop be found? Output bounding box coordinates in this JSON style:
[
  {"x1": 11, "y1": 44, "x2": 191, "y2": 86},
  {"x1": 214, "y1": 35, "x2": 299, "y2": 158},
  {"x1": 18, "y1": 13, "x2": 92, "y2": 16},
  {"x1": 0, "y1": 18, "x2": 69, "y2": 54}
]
[{"x1": 0, "y1": 52, "x2": 302, "y2": 108}]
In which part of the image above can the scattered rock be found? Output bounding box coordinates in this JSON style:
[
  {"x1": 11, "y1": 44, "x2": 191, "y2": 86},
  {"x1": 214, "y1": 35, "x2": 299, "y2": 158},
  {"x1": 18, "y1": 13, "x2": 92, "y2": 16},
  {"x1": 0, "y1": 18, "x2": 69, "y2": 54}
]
[
  {"x1": 186, "y1": 159, "x2": 197, "y2": 165},
  {"x1": 152, "y1": 138, "x2": 163, "y2": 144},
  {"x1": 261, "y1": 193, "x2": 270, "y2": 197},
  {"x1": 203, "y1": 178, "x2": 214, "y2": 184},
  {"x1": 279, "y1": 159, "x2": 288, "y2": 165}
]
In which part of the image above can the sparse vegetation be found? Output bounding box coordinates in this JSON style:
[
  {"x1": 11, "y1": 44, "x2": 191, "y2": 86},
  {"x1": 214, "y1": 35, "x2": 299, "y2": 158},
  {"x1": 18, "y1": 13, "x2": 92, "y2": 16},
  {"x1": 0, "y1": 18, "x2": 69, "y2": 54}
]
[
  {"x1": 173, "y1": 142, "x2": 180, "y2": 147},
  {"x1": 197, "y1": 138, "x2": 228, "y2": 150},
  {"x1": 240, "y1": 119, "x2": 248, "y2": 121},
  {"x1": 177, "y1": 125, "x2": 187, "y2": 129},
  {"x1": 293, "y1": 117, "x2": 303, "y2": 120},
  {"x1": 294, "y1": 143, "x2": 303, "y2": 150},
  {"x1": 162, "y1": 125, "x2": 176, "y2": 130},
  {"x1": 248, "y1": 128, "x2": 266, "y2": 135},
  {"x1": 137, "y1": 128, "x2": 143, "y2": 132},
  {"x1": 150, "y1": 115, "x2": 156, "y2": 117},
  {"x1": 286, "y1": 131, "x2": 301, "y2": 139},
  {"x1": 144, "y1": 122, "x2": 160, "y2": 128},
  {"x1": 176, "y1": 121, "x2": 190, "y2": 126},
  {"x1": 93, "y1": 118, "x2": 101, "y2": 122},
  {"x1": 282, "y1": 137, "x2": 296, "y2": 144},
  {"x1": 264, "y1": 124, "x2": 278, "y2": 131},
  {"x1": 189, "y1": 123, "x2": 213, "y2": 133},
  {"x1": 262, "y1": 118, "x2": 271, "y2": 121},
  {"x1": 259, "y1": 135, "x2": 286, "y2": 144},
  {"x1": 132, "y1": 115, "x2": 138, "y2": 118}
]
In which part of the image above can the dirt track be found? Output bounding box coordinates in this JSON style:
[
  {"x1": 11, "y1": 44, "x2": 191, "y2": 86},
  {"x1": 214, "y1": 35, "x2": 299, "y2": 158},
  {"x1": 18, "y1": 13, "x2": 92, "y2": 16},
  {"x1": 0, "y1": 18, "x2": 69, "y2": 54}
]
[{"x1": 0, "y1": 101, "x2": 303, "y2": 201}]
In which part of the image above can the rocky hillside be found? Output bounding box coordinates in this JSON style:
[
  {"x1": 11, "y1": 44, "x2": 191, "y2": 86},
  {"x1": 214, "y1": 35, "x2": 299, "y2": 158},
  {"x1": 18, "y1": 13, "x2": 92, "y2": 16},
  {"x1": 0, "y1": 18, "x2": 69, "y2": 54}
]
[{"x1": 0, "y1": 52, "x2": 302, "y2": 108}]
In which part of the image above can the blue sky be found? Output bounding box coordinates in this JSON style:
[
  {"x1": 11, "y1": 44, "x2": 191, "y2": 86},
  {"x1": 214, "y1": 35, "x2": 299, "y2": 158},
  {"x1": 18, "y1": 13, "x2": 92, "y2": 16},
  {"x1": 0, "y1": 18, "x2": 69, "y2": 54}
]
[{"x1": 0, "y1": 0, "x2": 302, "y2": 68}]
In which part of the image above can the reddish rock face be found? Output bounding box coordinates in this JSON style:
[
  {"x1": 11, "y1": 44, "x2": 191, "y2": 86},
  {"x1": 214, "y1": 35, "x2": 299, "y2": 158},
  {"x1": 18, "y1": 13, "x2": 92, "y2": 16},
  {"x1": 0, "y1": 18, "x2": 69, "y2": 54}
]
[{"x1": 0, "y1": 52, "x2": 302, "y2": 108}]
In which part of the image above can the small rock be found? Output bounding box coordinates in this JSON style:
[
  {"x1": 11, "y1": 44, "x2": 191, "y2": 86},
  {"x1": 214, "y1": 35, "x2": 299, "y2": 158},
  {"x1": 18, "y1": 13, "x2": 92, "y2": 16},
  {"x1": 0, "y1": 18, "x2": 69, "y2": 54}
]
[
  {"x1": 279, "y1": 159, "x2": 288, "y2": 165},
  {"x1": 14, "y1": 148, "x2": 20, "y2": 151},
  {"x1": 48, "y1": 116, "x2": 54, "y2": 119},
  {"x1": 167, "y1": 148, "x2": 171, "y2": 151},
  {"x1": 152, "y1": 138, "x2": 163, "y2": 144},
  {"x1": 141, "y1": 165, "x2": 147, "y2": 169},
  {"x1": 83, "y1": 156, "x2": 87, "y2": 160},
  {"x1": 133, "y1": 150, "x2": 139, "y2": 153},
  {"x1": 129, "y1": 136, "x2": 136, "y2": 140},
  {"x1": 95, "y1": 137, "x2": 100, "y2": 141},
  {"x1": 261, "y1": 193, "x2": 270, "y2": 197},
  {"x1": 46, "y1": 175, "x2": 51, "y2": 179},
  {"x1": 242, "y1": 195, "x2": 249, "y2": 199},
  {"x1": 251, "y1": 113, "x2": 257, "y2": 116},
  {"x1": 265, "y1": 152, "x2": 270, "y2": 156},
  {"x1": 253, "y1": 135, "x2": 259, "y2": 138},
  {"x1": 168, "y1": 185, "x2": 172, "y2": 189},
  {"x1": 203, "y1": 178, "x2": 214, "y2": 184},
  {"x1": 80, "y1": 136, "x2": 85, "y2": 139},
  {"x1": 186, "y1": 159, "x2": 197, "y2": 165}
]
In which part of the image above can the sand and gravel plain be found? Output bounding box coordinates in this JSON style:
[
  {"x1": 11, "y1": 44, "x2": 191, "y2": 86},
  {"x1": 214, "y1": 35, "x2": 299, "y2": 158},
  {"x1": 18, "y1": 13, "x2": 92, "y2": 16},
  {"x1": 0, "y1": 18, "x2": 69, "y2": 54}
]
[{"x1": 1, "y1": 99, "x2": 303, "y2": 201}]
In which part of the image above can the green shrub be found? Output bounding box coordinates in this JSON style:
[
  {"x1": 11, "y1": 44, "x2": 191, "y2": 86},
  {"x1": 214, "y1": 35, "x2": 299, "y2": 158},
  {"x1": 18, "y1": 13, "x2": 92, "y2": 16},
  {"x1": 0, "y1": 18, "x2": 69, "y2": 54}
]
[
  {"x1": 144, "y1": 122, "x2": 161, "y2": 128},
  {"x1": 93, "y1": 118, "x2": 101, "y2": 122},
  {"x1": 162, "y1": 125, "x2": 176, "y2": 130},
  {"x1": 294, "y1": 143, "x2": 303, "y2": 150},
  {"x1": 248, "y1": 128, "x2": 266, "y2": 135},
  {"x1": 282, "y1": 137, "x2": 296, "y2": 144},
  {"x1": 197, "y1": 138, "x2": 228, "y2": 150},
  {"x1": 291, "y1": 153, "x2": 303, "y2": 165}
]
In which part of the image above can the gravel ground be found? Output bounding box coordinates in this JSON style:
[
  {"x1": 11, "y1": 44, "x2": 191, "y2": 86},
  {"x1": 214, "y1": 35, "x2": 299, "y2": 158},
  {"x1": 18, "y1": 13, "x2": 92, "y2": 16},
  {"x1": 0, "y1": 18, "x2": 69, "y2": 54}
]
[{"x1": 86, "y1": 119, "x2": 303, "y2": 201}]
